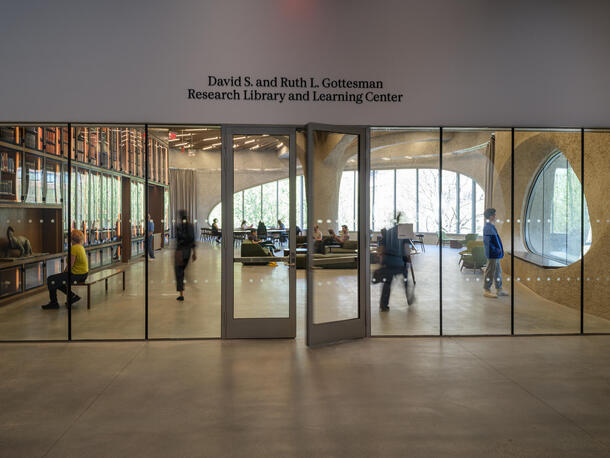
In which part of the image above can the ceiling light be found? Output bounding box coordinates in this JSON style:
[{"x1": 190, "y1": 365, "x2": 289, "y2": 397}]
[
  {"x1": 404, "y1": 155, "x2": 412, "y2": 159},
  {"x1": 276, "y1": 143, "x2": 284, "y2": 149},
  {"x1": 234, "y1": 136, "x2": 246, "y2": 140},
  {"x1": 212, "y1": 142, "x2": 221, "y2": 147},
  {"x1": 244, "y1": 139, "x2": 255, "y2": 144},
  {"x1": 204, "y1": 136, "x2": 220, "y2": 141},
  {"x1": 203, "y1": 145, "x2": 214, "y2": 150},
  {"x1": 381, "y1": 157, "x2": 390, "y2": 161},
  {"x1": 252, "y1": 144, "x2": 260, "y2": 149},
  {"x1": 183, "y1": 128, "x2": 209, "y2": 132},
  {"x1": 174, "y1": 142, "x2": 188, "y2": 147}
]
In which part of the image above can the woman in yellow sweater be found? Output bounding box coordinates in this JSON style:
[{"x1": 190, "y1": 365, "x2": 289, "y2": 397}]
[{"x1": 42, "y1": 230, "x2": 89, "y2": 310}]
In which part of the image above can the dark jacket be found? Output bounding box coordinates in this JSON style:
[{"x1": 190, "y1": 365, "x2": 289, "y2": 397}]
[
  {"x1": 176, "y1": 222, "x2": 196, "y2": 251},
  {"x1": 483, "y1": 222, "x2": 503, "y2": 259},
  {"x1": 380, "y1": 225, "x2": 409, "y2": 268}
]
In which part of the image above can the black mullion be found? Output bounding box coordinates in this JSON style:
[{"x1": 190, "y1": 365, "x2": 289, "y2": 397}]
[
  {"x1": 416, "y1": 169, "x2": 419, "y2": 232},
  {"x1": 456, "y1": 172, "x2": 460, "y2": 233},
  {"x1": 371, "y1": 170, "x2": 375, "y2": 231},
  {"x1": 510, "y1": 128, "x2": 515, "y2": 335},
  {"x1": 580, "y1": 128, "x2": 584, "y2": 334},
  {"x1": 439, "y1": 127, "x2": 443, "y2": 336},
  {"x1": 144, "y1": 124, "x2": 149, "y2": 340},
  {"x1": 393, "y1": 168, "x2": 397, "y2": 223},
  {"x1": 67, "y1": 123, "x2": 72, "y2": 341},
  {"x1": 471, "y1": 179, "x2": 476, "y2": 234}
]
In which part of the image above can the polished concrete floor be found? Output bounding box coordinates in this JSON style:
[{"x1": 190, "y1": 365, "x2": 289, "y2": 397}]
[
  {"x1": 0, "y1": 243, "x2": 608, "y2": 340},
  {"x1": 1, "y1": 336, "x2": 609, "y2": 457}
]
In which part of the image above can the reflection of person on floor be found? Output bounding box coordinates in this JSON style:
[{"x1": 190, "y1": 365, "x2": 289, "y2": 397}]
[
  {"x1": 211, "y1": 218, "x2": 221, "y2": 243},
  {"x1": 175, "y1": 210, "x2": 197, "y2": 301},
  {"x1": 147, "y1": 214, "x2": 155, "y2": 259},
  {"x1": 42, "y1": 230, "x2": 89, "y2": 310},
  {"x1": 483, "y1": 208, "x2": 508, "y2": 298},
  {"x1": 378, "y1": 226, "x2": 411, "y2": 311}
]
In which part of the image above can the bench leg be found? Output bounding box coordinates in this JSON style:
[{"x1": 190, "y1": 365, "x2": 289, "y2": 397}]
[
  {"x1": 87, "y1": 284, "x2": 91, "y2": 309},
  {"x1": 122, "y1": 271, "x2": 126, "y2": 290},
  {"x1": 105, "y1": 278, "x2": 108, "y2": 292}
]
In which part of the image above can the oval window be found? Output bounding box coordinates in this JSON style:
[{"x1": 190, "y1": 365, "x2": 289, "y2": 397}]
[{"x1": 525, "y1": 151, "x2": 591, "y2": 265}]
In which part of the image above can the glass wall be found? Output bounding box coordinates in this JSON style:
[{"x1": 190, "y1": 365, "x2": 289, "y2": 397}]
[
  {"x1": 0, "y1": 124, "x2": 609, "y2": 341},
  {"x1": 584, "y1": 130, "x2": 610, "y2": 333},
  {"x1": 311, "y1": 131, "x2": 360, "y2": 325},
  {"x1": 514, "y1": 130, "x2": 583, "y2": 334},
  {"x1": 441, "y1": 129, "x2": 511, "y2": 335},
  {"x1": 369, "y1": 128, "x2": 440, "y2": 335},
  {"x1": 233, "y1": 134, "x2": 290, "y2": 319},
  {"x1": 70, "y1": 125, "x2": 146, "y2": 339},
  {"x1": 148, "y1": 126, "x2": 221, "y2": 338},
  {"x1": 0, "y1": 125, "x2": 67, "y2": 340}
]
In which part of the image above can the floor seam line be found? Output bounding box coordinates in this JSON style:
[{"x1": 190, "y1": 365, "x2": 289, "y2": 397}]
[
  {"x1": 450, "y1": 338, "x2": 610, "y2": 451},
  {"x1": 40, "y1": 343, "x2": 146, "y2": 458}
]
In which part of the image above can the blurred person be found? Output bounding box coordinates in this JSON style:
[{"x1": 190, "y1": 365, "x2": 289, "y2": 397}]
[
  {"x1": 147, "y1": 213, "x2": 155, "y2": 259},
  {"x1": 175, "y1": 210, "x2": 197, "y2": 301}
]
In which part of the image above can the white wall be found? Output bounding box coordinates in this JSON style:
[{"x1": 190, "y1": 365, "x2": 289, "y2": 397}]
[{"x1": 1, "y1": 0, "x2": 610, "y2": 126}]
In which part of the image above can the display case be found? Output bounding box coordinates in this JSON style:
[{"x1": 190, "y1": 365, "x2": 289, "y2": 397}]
[
  {"x1": 0, "y1": 266, "x2": 21, "y2": 298},
  {"x1": 88, "y1": 171, "x2": 100, "y2": 244},
  {"x1": 23, "y1": 127, "x2": 40, "y2": 151},
  {"x1": 73, "y1": 127, "x2": 86, "y2": 162},
  {"x1": 43, "y1": 128, "x2": 64, "y2": 156},
  {"x1": 45, "y1": 159, "x2": 62, "y2": 205},
  {"x1": 89, "y1": 249, "x2": 101, "y2": 269},
  {"x1": 0, "y1": 148, "x2": 19, "y2": 201},
  {"x1": 0, "y1": 126, "x2": 19, "y2": 145},
  {"x1": 130, "y1": 180, "x2": 144, "y2": 237},
  {"x1": 46, "y1": 257, "x2": 63, "y2": 278},
  {"x1": 87, "y1": 128, "x2": 98, "y2": 165},
  {"x1": 24, "y1": 154, "x2": 43, "y2": 203},
  {"x1": 24, "y1": 262, "x2": 44, "y2": 290}
]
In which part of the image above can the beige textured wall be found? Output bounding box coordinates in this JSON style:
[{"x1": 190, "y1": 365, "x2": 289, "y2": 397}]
[{"x1": 490, "y1": 131, "x2": 609, "y2": 321}]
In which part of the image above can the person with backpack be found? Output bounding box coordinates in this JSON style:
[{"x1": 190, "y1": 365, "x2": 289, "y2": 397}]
[
  {"x1": 175, "y1": 210, "x2": 197, "y2": 301},
  {"x1": 483, "y1": 208, "x2": 508, "y2": 298},
  {"x1": 376, "y1": 224, "x2": 411, "y2": 311}
]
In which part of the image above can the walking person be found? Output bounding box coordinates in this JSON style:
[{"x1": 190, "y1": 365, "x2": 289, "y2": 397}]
[
  {"x1": 377, "y1": 225, "x2": 411, "y2": 311},
  {"x1": 147, "y1": 214, "x2": 155, "y2": 259},
  {"x1": 42, "y1": 230, "x2": 88, "y2": 309},
  {"x1": 483, "y1": 208, "x2": 509, "y2": 298},
  {"x1": 175, "y1": 210, "x2": 197, "y2": 301}
]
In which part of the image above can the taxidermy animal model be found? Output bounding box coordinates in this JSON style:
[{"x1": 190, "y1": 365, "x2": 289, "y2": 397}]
[{"x1": 6, "y1": 226, "x2": 32, "y2": 257}]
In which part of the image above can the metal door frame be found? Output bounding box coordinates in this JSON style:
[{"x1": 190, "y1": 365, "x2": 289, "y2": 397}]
[
  {"x1": 221, "y1": 125, "x2": 297, "y2": 338},
  {"x1": 306, "y1": 123, "x2": 370, "y2": 346}
]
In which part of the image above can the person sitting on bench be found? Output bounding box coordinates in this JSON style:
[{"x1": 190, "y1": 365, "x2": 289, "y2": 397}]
[{"x1": 42, "y1": 230, "x2": 89, "y2": 310}]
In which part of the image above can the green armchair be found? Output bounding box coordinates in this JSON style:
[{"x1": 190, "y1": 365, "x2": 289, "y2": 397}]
[
  {"x1": 460, "y1": 245, "x2": 486, "y2": 272},
  {"x1": 458, "y1": 240, "x2": 483, "y2": 265},
  {"x1": 240, "y1": 240, "x2": 274, "y2": 265}
]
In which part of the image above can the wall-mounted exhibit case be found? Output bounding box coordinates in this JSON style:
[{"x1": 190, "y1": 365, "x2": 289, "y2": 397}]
[{"x1": 0, "y1": 126, "x2": 169, "y2": 304}]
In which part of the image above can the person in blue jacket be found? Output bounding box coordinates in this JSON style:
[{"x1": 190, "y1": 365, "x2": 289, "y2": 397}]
[{"x1": 483, "y1": 208, "x2": 508, "y2": 298}]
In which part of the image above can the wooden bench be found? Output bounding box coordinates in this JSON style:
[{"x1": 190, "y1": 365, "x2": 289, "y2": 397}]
[{"x1": 74, "y1": 268, "x2": 126, "y2": 309}]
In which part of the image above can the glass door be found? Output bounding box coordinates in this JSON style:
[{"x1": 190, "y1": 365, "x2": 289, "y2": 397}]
[
  {"x1": 222, "y1": 126, "x2": 297, "y2": 338},
  {"x1": 306, "y1": 124, "x2": 369, "y2": 346}
]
